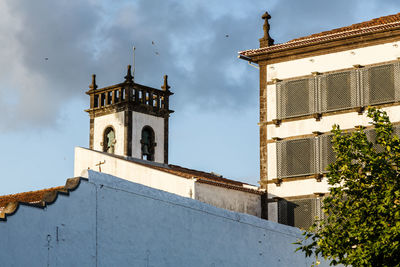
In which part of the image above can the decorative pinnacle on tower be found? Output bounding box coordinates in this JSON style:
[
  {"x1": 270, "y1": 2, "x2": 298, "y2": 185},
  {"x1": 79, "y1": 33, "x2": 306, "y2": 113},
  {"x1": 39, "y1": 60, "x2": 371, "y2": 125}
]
[
  {"x1": 89, "y1": 74, "x2": 98, "y2": 90},
  {"x1": 259, "y1": 11, "x2": 274, "y2": 48},
  {"x1": 124, "y1": 65, "x2": 133, "y2": 83},
  {"x1": 161, "y1": 75, "x2": 170, "y2": 91}
]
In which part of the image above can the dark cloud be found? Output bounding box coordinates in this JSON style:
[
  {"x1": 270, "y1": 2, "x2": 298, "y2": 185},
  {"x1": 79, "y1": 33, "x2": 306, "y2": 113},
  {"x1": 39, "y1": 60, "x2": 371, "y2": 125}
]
[{"x1": 1, "y1": 0, "x2": 400, "y2": 132}]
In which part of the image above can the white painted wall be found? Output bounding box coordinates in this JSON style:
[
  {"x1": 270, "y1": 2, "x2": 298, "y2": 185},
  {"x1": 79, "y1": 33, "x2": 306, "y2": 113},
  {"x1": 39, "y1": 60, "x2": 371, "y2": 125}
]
[
  {"x1": 195, "y1": 182, "x2": 262, "y2": 217},
  {"x1": 267, "y1": 41, "x2": 400, "y2": 82},
  {"x1": 74, "y1": 147, "x2": 194, "y2": 199},
  {"x1": 92, "y1": 111, "x2": 165, "y2": 163},
  {"x1": 268, "y1": 179, "x2": 330, "y2": 198},
  {"x1": 93, "y1": 111, "x2": 125, "y2": 155},
  {"x1": 268, "y1": 202, "x2": 279, "y2": 222},
  {"x1": 131, "y1": 112, "x2": 165, "y2": 163},
  {"x1": 0, "y1": 171, "x2": 334, "y2": 266},
  {"x1": 74, "y1": 147, "x2": 262, "y2": 217}
]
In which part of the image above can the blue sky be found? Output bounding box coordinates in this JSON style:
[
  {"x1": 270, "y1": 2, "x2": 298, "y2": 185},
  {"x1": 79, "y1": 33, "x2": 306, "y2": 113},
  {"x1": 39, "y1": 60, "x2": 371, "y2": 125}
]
[{"x1": 1, "y1": 0, "x2": 400, "y2": 195}]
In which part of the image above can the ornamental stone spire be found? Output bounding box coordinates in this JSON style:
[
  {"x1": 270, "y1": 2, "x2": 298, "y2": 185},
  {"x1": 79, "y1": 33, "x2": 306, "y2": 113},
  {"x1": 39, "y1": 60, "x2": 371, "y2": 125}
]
[
  {"x1": 124, "y1": 65, "x2": 133, "y2": 83},
  {"x1": 161, "y1": 75, "x2": 170, "y2": 91},
  {"x1": 259, "y1": 11, "x2": 274, "y2": 48},
  {"x1": 89, "y1": 74, "x2": 97, "y2": 90}
]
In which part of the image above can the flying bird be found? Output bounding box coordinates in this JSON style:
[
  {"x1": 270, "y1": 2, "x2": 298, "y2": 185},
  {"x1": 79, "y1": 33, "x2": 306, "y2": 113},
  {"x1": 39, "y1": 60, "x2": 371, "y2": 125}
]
[
  {"x1": 152, "y1": 41, "x2": 159, "y2": 55},
  {"x1": 45, "y1": 58, "x2": 49, "y2": 60},
  {"x1": 225, "y1": 34, "x2": 229, "y2": 38}
]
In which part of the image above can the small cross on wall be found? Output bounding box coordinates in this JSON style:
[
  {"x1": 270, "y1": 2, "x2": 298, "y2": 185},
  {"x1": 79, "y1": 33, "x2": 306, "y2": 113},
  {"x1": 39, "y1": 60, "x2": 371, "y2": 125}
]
[{"x1": 95, "y1": 160, "x2": 106, "y2": 172}]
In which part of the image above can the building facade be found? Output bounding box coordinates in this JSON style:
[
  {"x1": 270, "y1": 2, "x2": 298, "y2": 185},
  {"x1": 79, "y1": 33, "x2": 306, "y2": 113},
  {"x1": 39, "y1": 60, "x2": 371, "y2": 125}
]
[{"x1": 239, "y1": 12, "x2": 400, "y2": 228}]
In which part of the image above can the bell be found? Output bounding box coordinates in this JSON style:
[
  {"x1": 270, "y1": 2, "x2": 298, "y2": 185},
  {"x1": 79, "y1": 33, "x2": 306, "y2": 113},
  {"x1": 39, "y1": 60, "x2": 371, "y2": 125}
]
[{"x1": 143, "y1": 144, "x2": 150, "y2": 155}]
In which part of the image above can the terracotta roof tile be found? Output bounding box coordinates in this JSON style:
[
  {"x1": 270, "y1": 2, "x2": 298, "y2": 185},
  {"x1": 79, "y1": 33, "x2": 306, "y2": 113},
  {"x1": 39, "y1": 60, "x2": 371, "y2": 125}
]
[
  {"x1": 136, "y1": 161, "x2": 263, "y2": 195},
  {"x1": 239, "y1": 13, "x2": 400, "y2": 57},
  {"x1": 0, "y1": 177, "x2": 81, "y2": 221},
  {"x1": 292, "y1": 13, "x2": 400, "y2": 42},
  {"x1": 0, "y1": 186, "x2": 64, "y2": 208},
  {"x1": 103, "y1": 151, "x2": 263, "y2": 195}
]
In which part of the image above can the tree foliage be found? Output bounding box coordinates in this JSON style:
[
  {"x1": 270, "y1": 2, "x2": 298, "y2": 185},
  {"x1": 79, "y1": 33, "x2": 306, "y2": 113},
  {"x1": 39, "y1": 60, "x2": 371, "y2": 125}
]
[{"x1": 296, "y1": 108, "x2": 400, "y2": 266}]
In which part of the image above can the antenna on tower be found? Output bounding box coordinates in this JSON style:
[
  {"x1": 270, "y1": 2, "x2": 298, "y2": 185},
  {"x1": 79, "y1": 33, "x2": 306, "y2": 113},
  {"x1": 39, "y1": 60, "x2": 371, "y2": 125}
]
[{"x1": 132, "y1": 45, "x2": 136, "y2": 82}]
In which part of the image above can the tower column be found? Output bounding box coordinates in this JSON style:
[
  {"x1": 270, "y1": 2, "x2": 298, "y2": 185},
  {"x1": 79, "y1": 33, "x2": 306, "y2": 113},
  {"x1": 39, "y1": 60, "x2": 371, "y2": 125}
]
[
  {"x1": 259, "y1": 62, "x2": 268, "y2": 189},
  {"x1": 124, "y1": 111, "x2": 132, "y2": 157}
]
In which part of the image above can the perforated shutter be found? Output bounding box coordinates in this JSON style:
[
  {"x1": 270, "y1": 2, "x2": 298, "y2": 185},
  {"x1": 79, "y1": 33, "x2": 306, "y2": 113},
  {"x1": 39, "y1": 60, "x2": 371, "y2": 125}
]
[
  {"x1": 277, "y1": 138, "x2": 316, "y2": 178},
  {"x1": 278, "y1": 198, "x2": 323, "y2": 229},
  {"x1": 393, "y1": 125, "x2": 400, "y2": 137},
  {"x1": 319, "y1": 134, "x2": 336, "y2": 173},
  {"x1": 277, "y1": 199, "x2": 290, "y2": 226},
  {"x1": 366, "y1": 125, "x2": 400, "y2": 153},
  {"x1": 319, "y1": 70, "x2": 358, "y2": 112},
  {"x1": 365, "y1": 128, "x2": 384, "y2": 153},
  {"x1": 361, "y1": 63, "x2": 400, "y2": 105},
  {"x1": 276, "y1": 78, "x2": 315, "y2": 119},
  {"x1": 293, "y1": 199, "x2": 315, "y2": 229}
]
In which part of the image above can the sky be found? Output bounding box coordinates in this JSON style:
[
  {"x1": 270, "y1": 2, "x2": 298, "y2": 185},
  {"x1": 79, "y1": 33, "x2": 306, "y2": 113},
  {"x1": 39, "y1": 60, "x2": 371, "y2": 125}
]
[{"x1": 1, "y1": 0, "x2": 400, "y2": 195}]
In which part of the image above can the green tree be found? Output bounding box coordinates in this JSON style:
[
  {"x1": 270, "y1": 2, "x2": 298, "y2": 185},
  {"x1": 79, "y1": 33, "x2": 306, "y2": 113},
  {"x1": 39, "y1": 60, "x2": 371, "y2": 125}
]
[{"x1": 296, "y1": 108, "x2": 400, "y2": 266}]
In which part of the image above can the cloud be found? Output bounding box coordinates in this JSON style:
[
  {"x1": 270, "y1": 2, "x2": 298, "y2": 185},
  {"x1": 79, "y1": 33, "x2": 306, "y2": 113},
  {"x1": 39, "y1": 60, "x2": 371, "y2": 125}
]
[{"x1": 0, "y1": 0, "x2": 399, "y2": 132}]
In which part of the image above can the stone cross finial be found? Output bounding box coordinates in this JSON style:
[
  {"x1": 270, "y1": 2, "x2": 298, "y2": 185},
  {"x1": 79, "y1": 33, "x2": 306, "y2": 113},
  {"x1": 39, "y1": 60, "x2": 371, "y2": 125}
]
[
  {"x1": 89, "y1": 74, "x2": 98, "y2": 90},
  {"x1": 124, "y1": 65, "x2": 133, "y2": 83},
  {"x1": 161, "y1": 75, "x2": 170, "y2": 91},
  {"x1": 260, "y1": 11, "x2": 274, "y2": 47}
]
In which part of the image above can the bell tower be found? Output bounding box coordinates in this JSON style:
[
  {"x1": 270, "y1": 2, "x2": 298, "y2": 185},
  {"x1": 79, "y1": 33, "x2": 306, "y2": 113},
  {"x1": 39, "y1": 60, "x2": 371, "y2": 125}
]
[{"x1": 85, "y1": 65, "x2": 173, "y2": 164}]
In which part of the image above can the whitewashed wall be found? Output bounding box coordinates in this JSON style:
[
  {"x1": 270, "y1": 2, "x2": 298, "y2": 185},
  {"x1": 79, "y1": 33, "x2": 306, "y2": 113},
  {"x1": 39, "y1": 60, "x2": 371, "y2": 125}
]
[
  {"x1": 93, "y1": 111, "x2": 125, "y2": 155},
  {"x1": 268, "y1": 179, "x2": 330, "y2": 198},
  {"x1": 131, "y1": 112, "x2": 165, "y2": 163},
  {"x1": 267, "y1": 41, "x2": 400, "y2": 82},
  {"x1": 74, "y1": 147, "x2": 262, "y2": 216},
  {"x1": 74, "y1": 147, "x2": 194, "y2": 199},
  {"x1": 195, "y1": 182, "x2": 262, "y2": 217},
  {"x1": 0, "y1": 171, "x2": 333, "y2": 267}
]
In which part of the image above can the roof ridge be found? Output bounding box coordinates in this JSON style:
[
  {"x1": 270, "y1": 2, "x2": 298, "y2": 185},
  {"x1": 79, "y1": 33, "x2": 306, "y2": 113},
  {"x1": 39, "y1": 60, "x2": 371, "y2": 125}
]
[
  {"x1": 239, "y1": 12, "x2": 400, "y2": 57},
  {"x1": 285, "y1": 20, "x2": 400, "y2": 45},
  {"x1": 168, "y1": 164, "x2": 254, "y2": 186}
]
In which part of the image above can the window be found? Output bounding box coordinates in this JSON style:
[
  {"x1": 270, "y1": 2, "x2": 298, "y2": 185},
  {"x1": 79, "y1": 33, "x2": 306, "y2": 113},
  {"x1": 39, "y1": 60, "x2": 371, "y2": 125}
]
[
  {"x1": 277, "y1": 137, "x2": 316, "y2": 178},
  {"x1": 141, "y1": 126, "x2": 156, "y2": 161},
  {"x1": 278, "y1": 198, "x2": 324, "y2": 229},
  {"x1": 320, "y1": 71, "x2": 357, "y2": 112},
  {"x1": 277, "y1": 134, "x2": 338, "y2": 178},
  {"x1": 277, "y1": 78, "x2": 315, "y2": 119},
  {"x1": 362, "y1": 63, "x2": 400, "y2": 105},
  {"x1": 319, "y1": 134, "x2": 336, "y2": 173},
  {"x1": 103, "y1": 127, "x2": 116, "y2": 154}
]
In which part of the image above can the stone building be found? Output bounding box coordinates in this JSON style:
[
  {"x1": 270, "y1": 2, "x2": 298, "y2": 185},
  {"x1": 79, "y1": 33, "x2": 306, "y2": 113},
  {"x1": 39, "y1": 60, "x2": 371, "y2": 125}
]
[{"x1": 239, "y1": 12, "x2": 400, "y2": 228}]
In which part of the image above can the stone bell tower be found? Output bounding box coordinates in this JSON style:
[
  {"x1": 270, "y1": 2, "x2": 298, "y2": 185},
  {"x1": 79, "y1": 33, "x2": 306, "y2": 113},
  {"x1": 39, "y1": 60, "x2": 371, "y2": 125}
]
[{"x1": 85, "y1": 65, "x2": 173, "y2": 164}]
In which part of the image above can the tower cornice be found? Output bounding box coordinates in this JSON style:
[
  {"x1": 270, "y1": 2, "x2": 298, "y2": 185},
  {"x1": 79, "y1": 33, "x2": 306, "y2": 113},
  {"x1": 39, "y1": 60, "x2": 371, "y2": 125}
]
[{"x1": 85, "y1": 75, "x2": 173, "y2": 119}]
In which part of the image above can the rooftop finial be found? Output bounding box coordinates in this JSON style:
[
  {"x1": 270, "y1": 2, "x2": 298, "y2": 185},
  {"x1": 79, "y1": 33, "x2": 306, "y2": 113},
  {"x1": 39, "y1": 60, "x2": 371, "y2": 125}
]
[
  {"x1": 124, "y1": 65, "x2": 133, "y2": 83},
  {"x1": 260, "y1": 11, "x2": 274, "y2": 47},
  {"x1": 161, "y1": 75, "x2": 170, "y2": 91},
  {"x1": 89, "y1": 74, "x2": 97, "y2": 90}
]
